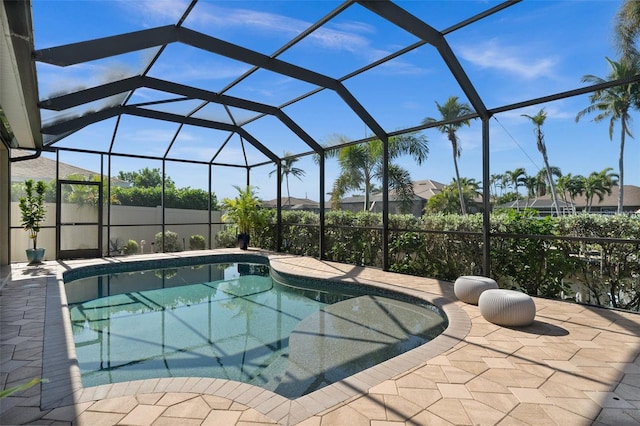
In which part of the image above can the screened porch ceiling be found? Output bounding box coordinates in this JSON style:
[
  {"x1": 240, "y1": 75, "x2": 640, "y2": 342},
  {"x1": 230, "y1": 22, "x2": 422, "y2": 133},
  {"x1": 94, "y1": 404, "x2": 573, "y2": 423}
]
[{"x1": 6, "y1": 0, "x2": 627, "y2": 171}]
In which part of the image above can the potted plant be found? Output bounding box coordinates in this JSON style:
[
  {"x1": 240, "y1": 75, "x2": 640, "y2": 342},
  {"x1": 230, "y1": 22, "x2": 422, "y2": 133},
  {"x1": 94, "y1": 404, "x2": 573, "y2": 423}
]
[
  {"x1": 19, "y1": 179, "x2": 48, "y2": 264},
  {"x1": 221, "y1": 185, "x2": 266, "y2": 250}
]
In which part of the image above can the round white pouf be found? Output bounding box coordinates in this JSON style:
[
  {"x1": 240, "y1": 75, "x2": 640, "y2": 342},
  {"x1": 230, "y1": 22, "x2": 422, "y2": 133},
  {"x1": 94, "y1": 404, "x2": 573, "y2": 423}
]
[
  {"x1": 454, "y1": 276, "x2": 498, "y2": 305},
  {"x1": 478, "y1": 289, "x2": 536, "y2": 327}
]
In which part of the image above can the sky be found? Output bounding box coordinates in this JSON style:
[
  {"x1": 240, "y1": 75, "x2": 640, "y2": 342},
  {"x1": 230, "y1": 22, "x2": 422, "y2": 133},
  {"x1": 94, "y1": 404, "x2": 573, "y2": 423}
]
[{"x1": 30, "y1": 0, "x2": 640, "y2": 202}]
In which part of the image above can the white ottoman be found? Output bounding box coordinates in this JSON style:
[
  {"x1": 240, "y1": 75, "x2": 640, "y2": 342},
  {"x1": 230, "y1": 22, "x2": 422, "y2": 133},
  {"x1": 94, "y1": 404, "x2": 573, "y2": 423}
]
[
  {"x1": 478, "y1": 289, "x2": 536, "y2": 327},
  {"x1": 454, "y1": 276, "x2": 498, "y2": 305}
]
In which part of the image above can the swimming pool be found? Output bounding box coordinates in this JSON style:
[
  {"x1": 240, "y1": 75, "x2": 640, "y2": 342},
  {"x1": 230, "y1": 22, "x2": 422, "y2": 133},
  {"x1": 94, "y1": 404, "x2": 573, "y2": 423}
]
[{"x1": 64, "y1": 254, "x2": 448, "y2": 398}]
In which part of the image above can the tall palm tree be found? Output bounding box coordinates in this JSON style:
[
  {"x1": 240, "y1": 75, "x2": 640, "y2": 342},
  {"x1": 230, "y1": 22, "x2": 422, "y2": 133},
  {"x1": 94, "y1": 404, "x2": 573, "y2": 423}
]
[
  {"x1": 269, "y1": 151, "x2": 306, "y2": 207},
  {"x1": 576, "y1": 56, "x2": 640, "y2": 214},
  {"x1": 328, "y1": 133, "x2": 429, "y2": 211},
  {"x1": 521, "y1": 109, "x2": 561, "y2": 216},
  {"x1": 615, "y1": 0, "x2": 640, "y2": 60},
  {"x1": 423, "y1": 96, "x2": 473, "y2": 214},
  {"x1": 489, "y1": 173, "x2": 505, "y2": 201}
]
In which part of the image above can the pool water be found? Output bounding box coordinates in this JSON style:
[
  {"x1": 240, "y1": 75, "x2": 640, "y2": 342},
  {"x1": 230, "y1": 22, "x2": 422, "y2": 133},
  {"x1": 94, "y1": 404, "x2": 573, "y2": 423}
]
[{"x1": 66, "y1": 260, "x2": 447, "y2": 397}]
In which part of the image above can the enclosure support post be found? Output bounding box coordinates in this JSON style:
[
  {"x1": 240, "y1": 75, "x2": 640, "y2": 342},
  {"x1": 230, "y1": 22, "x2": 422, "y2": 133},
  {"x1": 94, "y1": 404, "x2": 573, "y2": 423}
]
[
  {"x1": 382, "y1": 135, "x2": 389, "y2": 271},
  {"x1": 208, "y1": 164, "x2": 212, "y2": 250},
  {"x1": 276, "y1": 161, "x2": 282, "y2": 252},
  {"x1": 482, "y1": 118, "x2": 491, "y2": 276},
  {"x1": 161, "y1": 159, "x2": 166, "y2": 252},
  {"x1": 319, "y1": 154, "x2": 325, "y2": 260}
]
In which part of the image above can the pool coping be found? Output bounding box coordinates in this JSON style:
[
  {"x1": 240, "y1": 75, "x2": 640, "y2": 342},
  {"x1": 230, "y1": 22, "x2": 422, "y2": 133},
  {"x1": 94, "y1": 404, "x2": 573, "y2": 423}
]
[{"x1": 41, "y1": 249, "x2": 471, "y2": 424}]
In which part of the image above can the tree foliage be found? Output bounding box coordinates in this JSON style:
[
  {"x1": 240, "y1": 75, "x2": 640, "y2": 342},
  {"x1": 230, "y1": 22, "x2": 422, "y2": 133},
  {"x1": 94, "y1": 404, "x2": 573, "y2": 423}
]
[
  {"x1": 424, "y1": 96, "x2": 473, "y2": 214},
  {"x1": 327, "y1": 133, "x2": 429, "y2": 212},
  {"x1": 117, "y1": 167, "x2": 175, "y2": 189},
  {"x1": 576, "y1": 56, "x2": 640, "y2": 214}
]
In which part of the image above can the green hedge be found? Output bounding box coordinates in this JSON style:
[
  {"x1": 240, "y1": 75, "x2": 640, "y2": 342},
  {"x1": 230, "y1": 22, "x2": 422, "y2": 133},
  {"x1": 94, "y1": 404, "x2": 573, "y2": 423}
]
[
  {"x1": 111, "y1": 186, "x2": 218, "y2": 210},
  {"x1": 223, "y1": 210, "x2": 639, "y2": 311}
]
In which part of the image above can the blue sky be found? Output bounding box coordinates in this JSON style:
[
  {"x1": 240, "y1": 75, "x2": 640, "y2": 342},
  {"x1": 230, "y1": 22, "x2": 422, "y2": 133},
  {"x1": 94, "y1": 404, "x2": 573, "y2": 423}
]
[{"x1": 32, "y1": 0, "x2": 640, "y2": 202}]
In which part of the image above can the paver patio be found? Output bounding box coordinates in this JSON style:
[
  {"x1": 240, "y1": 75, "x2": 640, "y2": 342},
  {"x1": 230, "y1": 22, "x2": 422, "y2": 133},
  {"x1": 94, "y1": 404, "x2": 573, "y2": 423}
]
[{"x1": 1, "y1": 249, "x2": 639, "y2": 425}]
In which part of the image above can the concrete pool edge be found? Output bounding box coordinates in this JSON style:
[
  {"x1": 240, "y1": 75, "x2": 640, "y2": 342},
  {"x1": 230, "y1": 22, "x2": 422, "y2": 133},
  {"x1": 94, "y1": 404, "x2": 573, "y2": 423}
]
[{"x1": 41, "y1": 250, "x2": 471, "y2": 424}]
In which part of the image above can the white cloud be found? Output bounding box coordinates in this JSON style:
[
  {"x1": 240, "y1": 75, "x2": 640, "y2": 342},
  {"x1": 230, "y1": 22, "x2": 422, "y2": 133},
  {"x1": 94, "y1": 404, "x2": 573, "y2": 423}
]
[
  {"x1": 456, "y1": 39, "x2": 558, "y2": 80},
  {"x1": 116, "y1": 0, "x2": 189, "y2": 26}
]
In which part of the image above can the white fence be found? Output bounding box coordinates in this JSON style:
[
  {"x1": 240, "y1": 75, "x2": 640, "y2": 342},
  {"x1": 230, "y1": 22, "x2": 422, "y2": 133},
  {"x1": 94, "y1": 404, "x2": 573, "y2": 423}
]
[{"x1": 10, "y1": 202, "x2": 224, "y2": 263}]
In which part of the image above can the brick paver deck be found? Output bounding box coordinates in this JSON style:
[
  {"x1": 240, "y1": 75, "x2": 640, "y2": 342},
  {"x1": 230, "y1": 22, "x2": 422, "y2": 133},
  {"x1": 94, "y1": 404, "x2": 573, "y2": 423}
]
[{"x1": 1, "y1": 249, "x2": 639, "y2": 425}]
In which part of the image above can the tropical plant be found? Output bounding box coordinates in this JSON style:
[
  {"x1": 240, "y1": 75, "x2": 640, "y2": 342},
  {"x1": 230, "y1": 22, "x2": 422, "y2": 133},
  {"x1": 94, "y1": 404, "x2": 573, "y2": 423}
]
[
  {"x1": 556, "y1": 173, "x2": 585, "y2": 205},
  {"x1": 489, "y1": 173, "x2": 505, "y2": 200},
  {"x1": 425, "y1": 178, "x2": 480, "y2": 214},
  {"x1": 506, "y1": 167, "x2": 527, "y2": 195},
  {"x1": 615, "y1": 0, "x2": 640, "y2": 60},
  {"x1": 269, "y1": 152, "x2": 306, "y2": 207},
  {"x1": 521, "y1": 174, "x2": 538, "y2": 199},
  {"x1": 327, "y1": 133, "x2": 429, "y2": 212},
  {"x1": 582, "y1": 168, "x2": 618, "y2": 212},
  {"x1": 534, "y1": 166, "x2": 562, "y2": 198},
  {"x1": 19, "y1": 179, "x2": 47, "y2": 250},
  {"x1": 221, "y1": 185, "x2": 267, "y2": 241},
  {"x1": 423, "y1": 96, "x2": 473, "y2": 214},
  {"x1": 576, "y1": 56, "x2": 640, "y2": 214},
  {"x1": 521, "y1": 108, "x2": 561, "y2": 216},
  {"x1": 425, "y1": 185, "x2": 461, "y2": 214}
]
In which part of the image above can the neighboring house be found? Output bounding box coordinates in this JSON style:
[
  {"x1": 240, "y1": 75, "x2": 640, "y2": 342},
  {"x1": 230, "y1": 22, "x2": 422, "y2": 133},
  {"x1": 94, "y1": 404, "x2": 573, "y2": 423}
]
[
  {"x1": 497, "y1": 185, "x2": 640, "y2": 215},
  {"x1": 571, "y1": 185, "x2": 640, "y2": 214},
  {"x1": 261, "y1": 197, "x2": 322, "y2": 213},
  {"x1": 11, "y1": 150, "x2": 131, "y2": 187},
  {"x1": 496, "y1": 198, "x2": 576, "y2": 216},
  {"x1": 339, "y1": 179, "x2": 446, "y2": 216}
]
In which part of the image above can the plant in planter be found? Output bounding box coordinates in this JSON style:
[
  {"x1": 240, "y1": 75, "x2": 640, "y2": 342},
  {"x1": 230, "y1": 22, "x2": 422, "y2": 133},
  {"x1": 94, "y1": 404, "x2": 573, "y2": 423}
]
[
  {"x1": 19, "y1": 179, "x2": 48, "y2": 264},
  {"x1": 221, "y1": 185, "x2": 266, "y2": 250}
]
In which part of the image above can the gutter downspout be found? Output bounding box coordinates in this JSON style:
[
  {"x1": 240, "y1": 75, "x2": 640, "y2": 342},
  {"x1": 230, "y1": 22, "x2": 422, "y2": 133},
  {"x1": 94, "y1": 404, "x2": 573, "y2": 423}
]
[{"x1": 10, "y1": 149, "x2": 41, "y2": 162}]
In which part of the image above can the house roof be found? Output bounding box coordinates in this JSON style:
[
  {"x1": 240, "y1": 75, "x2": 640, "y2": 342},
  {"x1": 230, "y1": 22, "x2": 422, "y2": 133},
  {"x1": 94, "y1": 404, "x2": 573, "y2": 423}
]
[
  {"x1": 498, "y1": 185, "x2": 640, "y2": 210},
  {"x1": 570, "y1": 185, "x2": 640, "y2": 208},
  {"x1": 497, "y1": 198, "x2": 575, "y2": 210},
  {"x1": 262, "y1": 196, "x2": 319, "y2": 208},
  {"x1": 341, "y1": 179, "x2": 445, "y2": 204},
  {"x1": 11, "y1": 149, "x2": 130, "y2": 186}
]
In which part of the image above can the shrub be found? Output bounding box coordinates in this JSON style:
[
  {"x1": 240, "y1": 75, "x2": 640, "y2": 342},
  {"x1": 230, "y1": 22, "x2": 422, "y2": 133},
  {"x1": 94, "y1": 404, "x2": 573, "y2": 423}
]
[
  {"x1": 227, "y1": 208, "x2": 640, "y2": 309},
  {"x1": 215, "y1": 227, "x2": 239, "y2": 248},
  {"x1": 155, "y1": 230, "x2": 182, "y2": 252},
  {"x1": 123, "y1": 239, "x2": 139, "y2": 255},
  {"x1": 189, "y1": 234, "x2": 206, "y2": 250}
]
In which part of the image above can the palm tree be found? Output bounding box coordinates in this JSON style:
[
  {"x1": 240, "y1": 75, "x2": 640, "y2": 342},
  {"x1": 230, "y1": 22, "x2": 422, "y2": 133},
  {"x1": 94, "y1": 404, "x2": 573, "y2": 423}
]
[
  {"x1": 328, "y1": 133, "x2": 429, "y2": 212},
  {"x1": 576, "y1": 56, "x2": 640, "y2": 214},
  {"x1": 269, "y1": 152, "x2": 306, "y2": 207},
  {"x1": 556, "y1": 173, "x2": 585, "y2": 205},
  {"x1": 521, "y1": 109, "x2": 561, "y2": 216},
  {"x1": 522, "y1": 175, "x2": 538, "y2": 208},
  {"x1": 582, "y1": 168, "x2": 619, "y2": 212},
  {"x1": 423, "y1": 96, "x2": 473, "y2": 214},
  {"x1": 489, "y1": 173, "x2": 505, "y2": 201},
  {"x1": 615, "y1": 0, "x2": 640, "y2": 60},
  {"x1": 425, "y1": 178, "x2": 479, "y2": 214},
  {"x1": 534, "y1": 166, "x2": 562, "y2": 198},
  {"x1": 506, "y1": 167, "x2": 527, "y2": 196}
]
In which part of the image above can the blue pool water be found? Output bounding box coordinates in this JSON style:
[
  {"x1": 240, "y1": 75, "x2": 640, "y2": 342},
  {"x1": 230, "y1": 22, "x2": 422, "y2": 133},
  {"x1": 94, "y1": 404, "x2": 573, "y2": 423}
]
[{"x1": 65, "y1": 257, "x2": 447, "y2": 397}]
